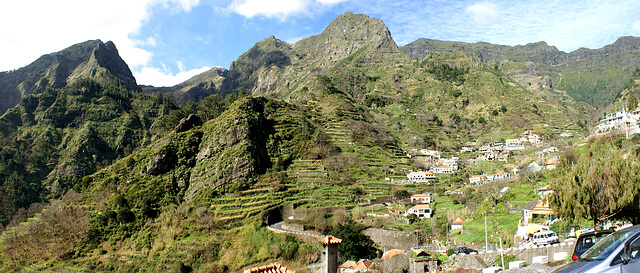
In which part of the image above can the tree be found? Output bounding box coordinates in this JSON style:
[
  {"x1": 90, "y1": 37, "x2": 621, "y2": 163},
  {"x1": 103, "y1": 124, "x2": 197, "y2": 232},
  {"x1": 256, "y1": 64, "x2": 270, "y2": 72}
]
[
  {"x1": 329, "y1": 223, "x2": 377, "y2": 261},
  {"x1": 520, "y1": 163, "x2": 542, "y2": 188},
  {"x1": 197, "y1": 94, "x2": 224, "y2": 121},
  {"x1": 628, "y1": 95, "x2": 638, "y2": 112},
  {"x1": 391, "y1": 186, "x2": 410, "y2": 200},
  {"x1": 550, "y1": 141, "x2": 640, "y2": 229}
]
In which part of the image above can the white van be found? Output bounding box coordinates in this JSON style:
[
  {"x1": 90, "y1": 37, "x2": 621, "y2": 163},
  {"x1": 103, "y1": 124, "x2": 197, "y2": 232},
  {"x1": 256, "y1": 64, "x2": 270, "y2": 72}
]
[{"x1": 532, "y1": 230, "x2": 560, "y2": 245}]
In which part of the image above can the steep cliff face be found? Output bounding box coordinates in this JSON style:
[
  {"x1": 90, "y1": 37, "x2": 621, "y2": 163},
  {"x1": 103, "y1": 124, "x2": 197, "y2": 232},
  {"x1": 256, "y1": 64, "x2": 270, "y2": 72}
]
[
  {"x1": 0, "y1": 40, "x2": 139, "y2": 114},
  {"x1": 185, "y1": 97, "x2": 271, "y2": 202}
]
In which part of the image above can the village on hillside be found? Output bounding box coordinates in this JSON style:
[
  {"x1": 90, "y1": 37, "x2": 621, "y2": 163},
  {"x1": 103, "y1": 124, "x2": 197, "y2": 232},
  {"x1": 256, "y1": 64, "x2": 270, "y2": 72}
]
[
  {"x1": 267, "y1": 126, "x2": 594, "y2": 272},
  {"x1": 248, "y1": 107, "x2": 640, "y2": 272}
]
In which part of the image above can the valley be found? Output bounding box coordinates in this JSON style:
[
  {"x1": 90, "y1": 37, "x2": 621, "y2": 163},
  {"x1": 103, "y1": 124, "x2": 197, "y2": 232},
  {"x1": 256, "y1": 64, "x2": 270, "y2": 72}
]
[{"x1": 0, "y1": 11, "x2": 639, "y2": 273}]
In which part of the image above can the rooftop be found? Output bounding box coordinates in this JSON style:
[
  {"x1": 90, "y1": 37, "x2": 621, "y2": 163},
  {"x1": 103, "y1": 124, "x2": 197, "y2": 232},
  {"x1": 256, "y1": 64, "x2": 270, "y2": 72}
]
[
  {"x1": 321, "y1": 235, "x2": 342, "y2": 245},
  {"x1": 452, "y1": 216, "x2": 464, "y2": 225}
]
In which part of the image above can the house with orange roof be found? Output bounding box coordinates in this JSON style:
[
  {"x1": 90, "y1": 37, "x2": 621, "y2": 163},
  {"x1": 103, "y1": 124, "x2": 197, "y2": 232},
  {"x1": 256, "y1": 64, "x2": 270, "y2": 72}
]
[
  {"x1": 410, "y1": 193, "x2": 431, "y2": 204},
  {"x1": 544, "y1": 158, "x2": 558, "y2": 170},
  {"x1": 493, "y1": 172, "x2": 510, "y2": 180},
  {"x1": 469, "y1": 175, "x2": 483, "y2": 184},
  {"x1": 407, "y1": 204, "x2": 432, "y2": 218},
  {"x1": 407, "y1": 171, "x2": 437, "y2": 182},
  {"x1": 420, "y1": 149, "x2": 441, "y2": 158},
  {"x1": 445, "y1": 188, "x2": 465, "y2": 196},
  {"x1": 451, "y1": 216, "x2": 464, "y2": 230}
]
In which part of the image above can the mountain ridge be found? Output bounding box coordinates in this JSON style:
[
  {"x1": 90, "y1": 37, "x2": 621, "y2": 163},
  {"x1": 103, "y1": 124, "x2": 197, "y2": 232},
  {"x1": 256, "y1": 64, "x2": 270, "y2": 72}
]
[
  {"x1": 0, "y1": 11, "x2": 635, "y2": 271},
  {"x1": 0, "y1": 40, "x2": 139, "y2": 114},
  {"x1": 400, "y1": 36, "x2": 640, "y2": 107}
]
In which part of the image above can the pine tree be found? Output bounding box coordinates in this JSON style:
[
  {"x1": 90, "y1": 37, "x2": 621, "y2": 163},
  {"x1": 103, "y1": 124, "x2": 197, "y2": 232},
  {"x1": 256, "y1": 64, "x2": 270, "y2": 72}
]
[{"x1": 551, "y1": 140, "x2": 640, "y2": 229}]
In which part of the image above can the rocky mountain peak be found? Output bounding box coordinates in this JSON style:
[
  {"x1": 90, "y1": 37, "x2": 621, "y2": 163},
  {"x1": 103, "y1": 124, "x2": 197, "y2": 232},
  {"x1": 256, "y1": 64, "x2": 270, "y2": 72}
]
[
  {"x1": 293, "y1": 12, "x2": 401, "y2": 62},
  {"x1": 602, "y1": 36, "x2": 640, "y2": 53},
  {"x1": 0, "y1": 40, "x2": 138, "y2": 114}
]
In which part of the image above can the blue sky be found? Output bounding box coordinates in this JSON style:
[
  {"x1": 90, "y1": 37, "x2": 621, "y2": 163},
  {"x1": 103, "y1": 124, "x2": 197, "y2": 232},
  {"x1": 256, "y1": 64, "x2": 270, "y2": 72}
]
[{"x1": 2, "y1": 0, "x2": 640, "y2": 86}]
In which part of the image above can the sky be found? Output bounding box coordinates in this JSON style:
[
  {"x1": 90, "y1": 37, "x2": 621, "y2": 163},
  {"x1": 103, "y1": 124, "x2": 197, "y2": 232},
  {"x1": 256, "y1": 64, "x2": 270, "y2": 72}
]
[{"x1": 1, "y1": 0, "x2": 640, "y2": 87}]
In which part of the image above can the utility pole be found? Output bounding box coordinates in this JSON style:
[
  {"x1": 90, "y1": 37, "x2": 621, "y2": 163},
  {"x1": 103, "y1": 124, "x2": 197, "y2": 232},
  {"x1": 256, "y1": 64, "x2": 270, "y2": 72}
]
[
  {"x1": 484, "y1": 207, "x2": 494, "y2": 252},
  {"x1": 492, "y1": 235, "x2": 504, "y2": 268}
]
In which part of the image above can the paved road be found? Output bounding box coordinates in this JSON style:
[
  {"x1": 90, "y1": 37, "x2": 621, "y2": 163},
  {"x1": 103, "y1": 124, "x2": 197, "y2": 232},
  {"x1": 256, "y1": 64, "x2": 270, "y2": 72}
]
[{"x1": 268, "y1": 221, "x2": 322, "y2": 238}]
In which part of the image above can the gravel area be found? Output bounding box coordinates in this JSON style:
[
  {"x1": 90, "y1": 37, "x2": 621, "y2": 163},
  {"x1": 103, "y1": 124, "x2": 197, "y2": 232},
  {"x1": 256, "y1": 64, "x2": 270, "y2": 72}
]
[{"x1": 501, "y1": 263, "x2": 560, "y2": 273}]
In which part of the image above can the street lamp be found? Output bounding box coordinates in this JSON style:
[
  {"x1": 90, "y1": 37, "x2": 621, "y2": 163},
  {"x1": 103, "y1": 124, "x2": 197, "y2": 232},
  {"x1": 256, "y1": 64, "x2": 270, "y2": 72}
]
[{"x1": 491, "y1": 235, "x2": 504, "y2": 268}]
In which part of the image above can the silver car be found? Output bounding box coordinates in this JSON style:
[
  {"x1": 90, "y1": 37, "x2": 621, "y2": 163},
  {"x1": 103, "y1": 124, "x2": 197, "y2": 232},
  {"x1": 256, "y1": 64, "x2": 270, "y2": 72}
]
[{"x1": 553, "y1": 225, "x2": 640, "y2": 273}]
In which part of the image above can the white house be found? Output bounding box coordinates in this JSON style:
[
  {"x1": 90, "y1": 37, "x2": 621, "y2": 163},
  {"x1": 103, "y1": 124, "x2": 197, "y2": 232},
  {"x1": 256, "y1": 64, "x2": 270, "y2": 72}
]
[
  {"x1": 528, "y1": 134, "x2": 541, "y2": 144},
  {"x1": 595, "y1": 109, "x2": 640, "y2": 134},
  {"x1": 432, "y1": 165, "x2": 454, "y2": 173},
  {"x1": 505, "y1": 139, "x2": 521, "y2": 146},
  {"x1": 493, "y1": 173, "x2": 510, "y2": 180},
  {"x1": 484, "y1": 153, "x2": 497, "y2": 161},
  {"x1": 523, "y1": 199, "x2": 541, "y2": 224},
  {"x1": 420, "y1": 149, "x2": 441, "y2": 158},
  {"x1": 544, "y1": 158, "x2": 558, "y2": 170},
  {"x1": 504, "y1": 144, "x2": 525, "y2": 151},
  {"x1": 407, "y1": 171, "x2": 437, "y2": 182},
  {"x1": 560, "y1": 132, "x2": 573, "y2": 138},
  {"x1": 410, "y1": 193, "x2": 431, "y2": 204},
  {"x1": 529, "y1": 162, "x2": 542, "y2": 172},
  {"x1": 469, "y1": 175, "x2": 483, "y2": 184},
  {"x1": 538, "y1": 185, "x2": 553, "y2": 197},
  {"x1": 437, "y1": 158, "x2": 459, "y2": 170},
  {"x1": 451, "y1": 216, "x2": 464, "y2": 230},
  {"x1": 479, "y1": 145, "x2": 491, "y2": 153},
  {"x1": 407, "y1": 205, "x2": 432, "y2": 218}
]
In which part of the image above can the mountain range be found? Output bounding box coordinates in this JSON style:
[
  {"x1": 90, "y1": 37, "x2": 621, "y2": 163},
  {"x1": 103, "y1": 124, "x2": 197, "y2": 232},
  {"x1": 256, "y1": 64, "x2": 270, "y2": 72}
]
[{"x1": 0, "y1": 11, "x2": 638, "y2": 271}]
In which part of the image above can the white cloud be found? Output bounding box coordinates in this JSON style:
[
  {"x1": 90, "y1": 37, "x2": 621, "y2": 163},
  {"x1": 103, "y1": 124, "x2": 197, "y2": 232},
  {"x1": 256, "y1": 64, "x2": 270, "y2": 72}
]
[
  {"x1": 135, "y1": 65, "x2": 211, "y2": 87},
  {"x1": 229, "y1": 0, "x2": 307, "y2": 19},
  {"x1": 317, "y1": 0, "x2": 347, "y2": 4},
  {"x1": 464, "y1": 1, "x2": 499, "y2": 26},
  {"x1": 228, "y1": 0, "x2": 346, "y2": 20},
  {"x1": 633, "y1": 22, "x2": 640, "y2": 35}
]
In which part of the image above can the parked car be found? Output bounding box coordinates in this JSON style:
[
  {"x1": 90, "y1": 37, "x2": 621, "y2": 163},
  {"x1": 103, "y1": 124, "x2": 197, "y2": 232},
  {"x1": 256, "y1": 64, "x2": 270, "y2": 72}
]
[
  {"x1": 552, "y1": 225, "x2": 640, "y2": 272},
  {"x1": 572, "y1": 229, "x2": 615, "y2": 260},
  {"x1": 454, "y1": 246, "x2": 478, "y2": 254},
  {"x1": 532, "y1": 230, "x2": 560, "y2": 245},
  {"x1": 566, "y1": 225, "x2": 580, "y2": 238}
]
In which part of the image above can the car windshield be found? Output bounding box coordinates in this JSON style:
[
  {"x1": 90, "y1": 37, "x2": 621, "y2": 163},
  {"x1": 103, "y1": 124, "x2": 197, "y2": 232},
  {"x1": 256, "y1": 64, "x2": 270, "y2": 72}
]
[
  {"x1": 580, "y1": 230, "x2": 631, "y2": 261},
  {"x1": 576, "y1": 233, "x2": 611, "y2": 252}
]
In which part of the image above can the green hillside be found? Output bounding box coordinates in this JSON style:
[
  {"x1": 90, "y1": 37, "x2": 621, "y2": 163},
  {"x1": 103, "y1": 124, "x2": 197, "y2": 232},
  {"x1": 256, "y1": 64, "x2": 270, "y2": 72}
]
[
  {"x1": 400, "y1": 37, "x2": 640, "y2": 108},
  {"x1": 0, "y1": 12, "x2": 633, "y2": 272},
  {"x1": 0, "y1": 78, "x2": 177, "y2": 224}
]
